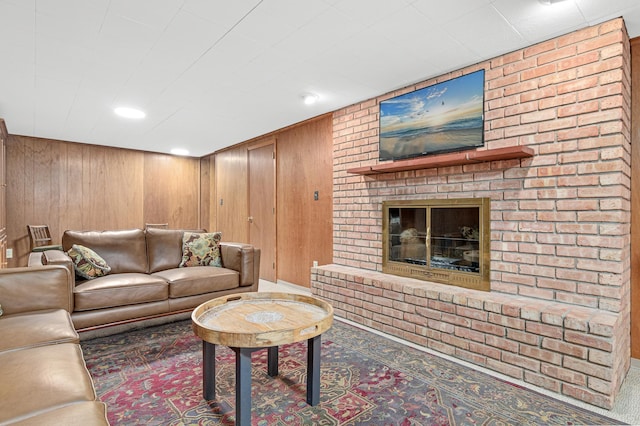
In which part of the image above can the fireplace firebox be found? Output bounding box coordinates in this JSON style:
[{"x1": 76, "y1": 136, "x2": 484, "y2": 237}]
[{"x1": 382, "y1": 198, "x2": 490, "y2": 291}]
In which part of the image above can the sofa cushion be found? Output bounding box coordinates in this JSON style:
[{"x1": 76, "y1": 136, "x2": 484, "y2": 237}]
[
  {"x1": 0, "y1": 344, "x2": 97, "y2": 424},
  {"x1": 179, "y1": 232, "x2": 222, "y2": 268},
  {"x1": 67, "y1": 244, "x2": 111, "y2": 280},
  {"x1": 11, "y1": 401, "x2": 109, "y2": 426},
  {"x1": 0, "y1": 309, "x2": 78, "y2": 353},
  {"x1": 152, "y1": 266, "x2": 239, "y2": 298},
  {"x1": 0, "y1": 265, "x2": 74, "y2": 315},
  {"x1": 146, "y1": 228, "x2": 187, "y2": 273},
  {"x1": 63, "y1": 229, "x2": 147, "y2": 274},
  {"x1": 74, "y1": 273, "x2": 168, "y2": 311}
]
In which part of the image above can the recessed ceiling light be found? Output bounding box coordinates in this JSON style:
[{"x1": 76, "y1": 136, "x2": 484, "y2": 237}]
[
  {"x1": 538, "y1": 0, "x2": 566, "y2": 5},
  {"x1": 170, "y1": 148, "x2": 190, "y2": 156},
  {"x1": 114, "y1": 107, "x2": 146, "y2": 119},
  {"x1": 301, "y1": 93, "x2": 319, "y2": 105}
]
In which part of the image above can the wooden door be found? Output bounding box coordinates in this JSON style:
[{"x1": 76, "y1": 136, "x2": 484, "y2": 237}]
[
  {"x1": 215, "y1": 147, "x2": 249, "y2": 243},
  {"x1": 248, "y1": 141, "x2": 276, "y2": 282}
]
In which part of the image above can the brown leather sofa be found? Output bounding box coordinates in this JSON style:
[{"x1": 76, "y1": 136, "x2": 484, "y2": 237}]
[
  {"x1": 30, "y1": 228, "x2": 261, "y2": 332},
  {"x1": 0, "y1": 265, "x2": 109, "y2": 425}
]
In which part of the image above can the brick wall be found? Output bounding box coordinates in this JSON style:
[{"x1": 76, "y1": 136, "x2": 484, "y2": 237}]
[{"x1": 313, "y1": 18, "x2": 632, "y2": 409}]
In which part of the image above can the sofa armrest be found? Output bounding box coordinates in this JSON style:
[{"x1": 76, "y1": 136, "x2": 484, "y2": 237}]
[
  {"x1": 0, "y1": 265, "x2": 74, "y2": 315},
  {"x1": 219, "y1": 243, "x2": 261, "y2": 287},
  {"x1": 41, "y1": 250, "x2": 76, "y2": 284},
  {"x1": 27, "y1": 252, "x2": 45, "y2": 266}
]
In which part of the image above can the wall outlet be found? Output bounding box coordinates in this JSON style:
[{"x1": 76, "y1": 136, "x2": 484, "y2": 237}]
[
  {"x1": 6, "y1": 248, "x2": 13, "y2": 259},
  {"x1": 312, "y1": 260, "x2": 318, "y2": 267}
]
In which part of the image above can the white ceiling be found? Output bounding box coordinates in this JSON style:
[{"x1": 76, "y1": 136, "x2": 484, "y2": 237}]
[{"x1": 1, "y1": 0, "x2": 639, "y2": 157}]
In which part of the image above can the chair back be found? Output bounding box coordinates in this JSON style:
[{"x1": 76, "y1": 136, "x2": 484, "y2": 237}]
[
  {"x1": 145, "y1": 223, "x2": 169, "y2": 229},
  {"x1": 27, "y1": 225, "x2": 54, "y2": 250}
]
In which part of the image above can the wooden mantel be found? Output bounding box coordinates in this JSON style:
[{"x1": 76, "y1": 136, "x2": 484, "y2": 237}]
[{"x1": 346, "y1": 146, "x2": 534, "y2": 175}]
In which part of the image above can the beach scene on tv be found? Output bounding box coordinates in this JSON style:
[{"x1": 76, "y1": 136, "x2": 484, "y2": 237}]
[{"x1": 379, "y1": 69, "x2": 485, "y2": 161}]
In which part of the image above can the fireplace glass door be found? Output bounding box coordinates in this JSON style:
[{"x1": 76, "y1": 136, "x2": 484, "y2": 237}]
[
  {"x1": 430, "y1": 207, "x2": 479, "y2": 273},
  {"x1": 383, "y1": 198, "x2": 490, "y2": 291}
]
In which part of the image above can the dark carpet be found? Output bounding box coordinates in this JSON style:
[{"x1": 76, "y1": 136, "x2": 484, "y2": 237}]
[{"x1": 81, "y1": 319, "x2": 622, "y2": 425}]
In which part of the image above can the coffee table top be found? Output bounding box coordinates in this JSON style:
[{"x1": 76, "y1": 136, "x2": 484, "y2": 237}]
[{"x1": 192, "y1": 292, "x2": 334, "y2": 348}]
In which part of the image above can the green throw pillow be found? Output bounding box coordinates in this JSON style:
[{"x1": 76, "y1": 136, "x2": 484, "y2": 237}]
[
  {"x1": 179, "y1": 232, "x2": 222, "y2": 268},
  {"x1": 67, "y1": 244, "x2": 111, "y2": 280}
]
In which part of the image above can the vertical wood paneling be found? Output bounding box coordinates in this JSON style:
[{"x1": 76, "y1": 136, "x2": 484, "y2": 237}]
[
  {"x1": 215, "y1": 147, "x2": 249, "y2": 243},
  {"x1": 6, "y1": 135, "x2": 201, "y2": 266},
  {"x1": 33, "y1": 140, "x2": 58, "y2": 231},
  {"x1": 208, "y1": 116, "x2": 333, "y2": 285},
  {"x1": 208, "y1": 157, "x2": 216, "y2": 231},
  {"x1": 105, "y1": 148, "x2": 144, "y2": 229},
  {"x1": 5, "y1": 114, "x2": 334, "y2": 286},
  {"x1": 8, "y1": 136, "x2": 31, "y2": 263},
  {"x1": 61, "y1": 142, "x2": 84, "y2": 230},
  {"x1": 248, "y1": 141, "x2": 276, "y2": 281},
  {"x1": 277, "y1": 116, "x2": 333, "y2": 287},
  {"x1": 200, "y1": 156, "x2": 211, "y2": 230},
  {"x1": 631, "y1": 36, "x2": 640, "y2": 358},
  {"x1": 200, "y1": 154, "x2": 217, "y2": 232},
  {"x1": 143, "y1": 153, "x2": 200, "y2": 229}
]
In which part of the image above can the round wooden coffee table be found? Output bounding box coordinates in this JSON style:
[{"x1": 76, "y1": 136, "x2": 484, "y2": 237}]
[{"x1": 192, "y1": 292, "x2": 333, "y2": 426}]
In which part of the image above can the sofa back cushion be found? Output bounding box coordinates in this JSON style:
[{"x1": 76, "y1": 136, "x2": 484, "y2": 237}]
[
  {"x1": 62, "y1": 229, "x2": 147, "y2": 274},
  {"x1": 145, "y1": 228, "x2": 185, "y2": 273}
]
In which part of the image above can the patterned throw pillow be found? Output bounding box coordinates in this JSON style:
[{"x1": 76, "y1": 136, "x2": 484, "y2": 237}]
[
  {"x1": 179, "y1": 232, "x2": 222, "y2": 268},
  {"x1": 67, "y1": 244, "x2": 111, "y2": 280}
]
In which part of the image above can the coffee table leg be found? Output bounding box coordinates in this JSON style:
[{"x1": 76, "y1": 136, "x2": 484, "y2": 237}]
[
  {"x1": 203, "y1": 341, "x2": 216, "y2": 400},
  {"x1": 267, "y1": 346, "x2": 279, "y2": 376},
  {"x1": 235, "y1": 347, "x2": 252, "y2": 426},
  {"x1": 306, "y1": 335, "x2": 321, "y2": 405}
]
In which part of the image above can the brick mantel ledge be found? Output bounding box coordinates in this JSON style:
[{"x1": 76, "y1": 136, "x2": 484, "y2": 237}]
[{"x1": 311, "y1": 264, "x2": 625, "y2": 409}]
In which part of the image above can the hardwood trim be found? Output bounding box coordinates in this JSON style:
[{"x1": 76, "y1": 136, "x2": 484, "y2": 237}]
[{"x1": 346, "y1": 146, "x2": 534, "y2": 175}]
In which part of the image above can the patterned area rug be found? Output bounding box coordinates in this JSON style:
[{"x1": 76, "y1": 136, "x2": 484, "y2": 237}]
[{"x1": 82, "y1": 319, "x2": 622, "y2": 425}]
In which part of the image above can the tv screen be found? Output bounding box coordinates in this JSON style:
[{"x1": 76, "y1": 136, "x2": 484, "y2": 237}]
[{"x1": 379, "y1": 69, "x2": 485, "y2": 161}]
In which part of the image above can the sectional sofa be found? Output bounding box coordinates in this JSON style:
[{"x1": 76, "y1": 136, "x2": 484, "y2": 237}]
[
  {"x1": 0, "y1": 228, "x2": 261, "y2": 424},
  {"x1": 0, "y1": 265, "x2": 109, "y2": 425}
]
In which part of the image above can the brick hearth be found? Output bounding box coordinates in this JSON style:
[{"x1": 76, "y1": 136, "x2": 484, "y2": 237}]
[
  {"x1": 311, "y1": 18, "x2": 631, "y2": 409},
  {"x1": 312, "y1": 264, "x2": 621, "y2": 409}
]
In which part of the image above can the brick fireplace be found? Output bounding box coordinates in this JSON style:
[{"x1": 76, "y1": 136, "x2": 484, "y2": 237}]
[{"x1": 311, "y1": 18, "x2": 631, "y2": 409}]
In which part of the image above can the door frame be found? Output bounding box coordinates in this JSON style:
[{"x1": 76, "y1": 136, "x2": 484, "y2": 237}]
[{"x1": 248, "y1": 139, "x2": 277, "y2": 282}]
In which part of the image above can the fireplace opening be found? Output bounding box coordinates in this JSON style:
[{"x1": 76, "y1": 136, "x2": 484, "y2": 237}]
[{"x1": 382, "y1": 198, "x2": 490, "y2": 291}]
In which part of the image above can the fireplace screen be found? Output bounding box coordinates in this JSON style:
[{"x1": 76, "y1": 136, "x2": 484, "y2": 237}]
[{"x1": 383, "y1": 198, "x2": 490, "y2": 291}]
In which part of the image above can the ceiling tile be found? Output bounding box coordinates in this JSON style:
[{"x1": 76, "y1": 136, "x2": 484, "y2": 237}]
[
  {"x1": 107, "y1": 0, "x2": 182, "y2": 30},
  {"x1": 410, "y1": 0, "x2": 494, "y2": 25},
  {"x1": 493, "y1": 0, "x2": 586, "y2": 43},
  {"x1": 0, "y1": 0, "x2": 638, "y2": 156},
  {"x1": 181, "y1": 0, "x2": 263, "y2": 26}
]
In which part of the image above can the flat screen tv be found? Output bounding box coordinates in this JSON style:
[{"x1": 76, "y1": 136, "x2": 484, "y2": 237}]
[{"x1": 379, "y1": 69, "x2": 485, "y2": 161}]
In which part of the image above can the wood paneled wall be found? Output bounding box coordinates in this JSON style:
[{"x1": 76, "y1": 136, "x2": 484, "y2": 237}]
[
  {"x1": 143, "y1": 152, "x2": 201, "y2": 226},
  {"x1": 4, "y1": 113, "x2": 333, "y2": 286},
  {"x1": 199, "y1": 156, "x2": 213, "y2": 232},
  {"x1": 203, "y1": 114, "x2": 333, "y2": 287},
  {"x1": 276, "y1": 116, "x2": 333, "y2": 287},
  {"x1": 6, "y1": 135, "x2": 201, "y2": 267}
]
